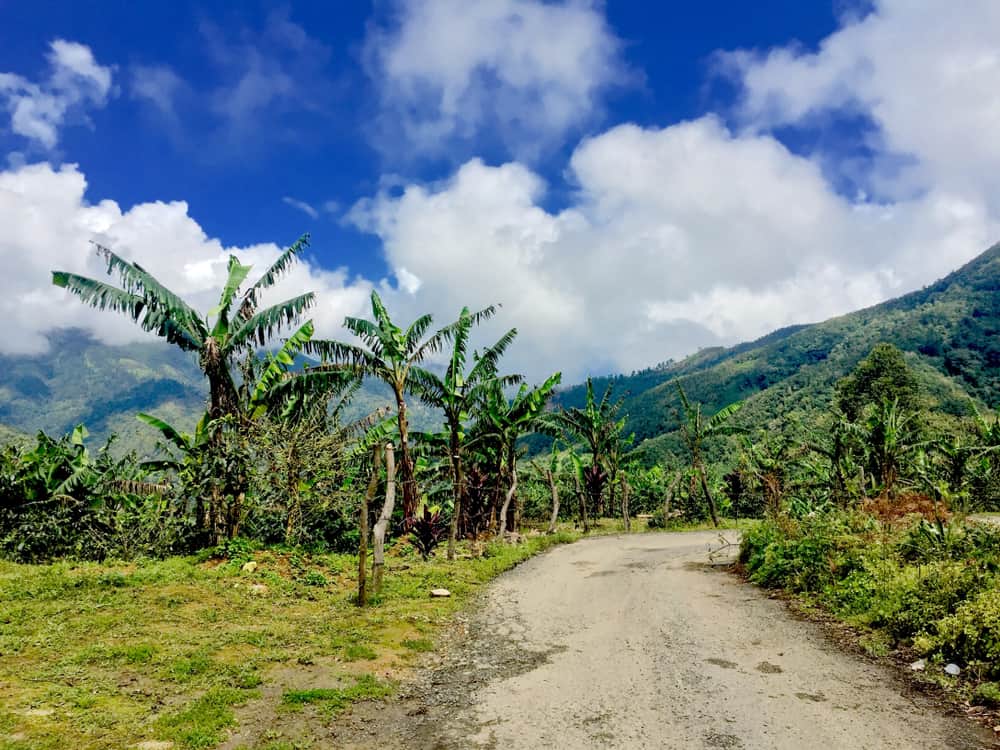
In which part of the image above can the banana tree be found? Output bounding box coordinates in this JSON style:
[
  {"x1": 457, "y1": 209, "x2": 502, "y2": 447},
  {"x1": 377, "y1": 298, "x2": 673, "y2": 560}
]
[
  {"x1": 675, "y1": 382, "x2": 743, "y2": 527},
  {"x1": 477, "y1": 372, "x2": 562, "y2": 537},
  {"x1": 309, "y1": 291, "x2": 488, "y2": 521},
  {"x1": 540, "y1": 378, "x2": 625, "y2": 518},
  {"x1": 53, "y1": 235, "x2": 315, "y2": 421},
  {"x1": 410, "y1": 307, "x2": 519, "y2": 559}
]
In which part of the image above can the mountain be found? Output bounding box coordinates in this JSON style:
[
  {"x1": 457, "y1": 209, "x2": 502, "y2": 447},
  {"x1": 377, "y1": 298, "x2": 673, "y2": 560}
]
[
  {"x1": 551, "y1": 243, "x2": 1000, "y2": 464},
  {"x1": 0, "y1": 330, "x2": 443, "y2": 456}
]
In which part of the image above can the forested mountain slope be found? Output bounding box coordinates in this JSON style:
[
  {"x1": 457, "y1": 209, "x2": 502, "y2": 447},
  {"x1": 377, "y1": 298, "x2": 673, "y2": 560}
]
[
  {"x1": 0, "y1": 329, "x2": 442, "y2": 455},
  {"x1": 553, "y1": 243, "x2": 1000, "y2": 463}
]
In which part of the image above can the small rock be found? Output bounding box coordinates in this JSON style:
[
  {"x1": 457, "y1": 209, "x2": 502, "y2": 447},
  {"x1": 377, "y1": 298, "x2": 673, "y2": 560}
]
[
  {"x1": 430, "y1": 588, "x2": 451, "y2": 598},
  {"x1": 945, "y1": 663, "x2": 961, "y2": 676},
  {"x1": 241, "y1": 561, "x2": 258, "y2": 573},
  {"x1": 249, "y1": 583, "x2": 268, "y2": 595},
  {"x1": 910, "y1": 659, "x2": 926, "y2": 672}
]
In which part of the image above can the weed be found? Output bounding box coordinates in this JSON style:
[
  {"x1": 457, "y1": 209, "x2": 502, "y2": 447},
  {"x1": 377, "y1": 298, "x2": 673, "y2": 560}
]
[
  {"x1": 281, "y1": 675, "x2": 392, "y2": 716},
  {"x1": 343, "y1": 644, "x2": 377, "y2": 661},
  {"x1": 401, "y1": 638, "x2": 434, "y2": 653}
]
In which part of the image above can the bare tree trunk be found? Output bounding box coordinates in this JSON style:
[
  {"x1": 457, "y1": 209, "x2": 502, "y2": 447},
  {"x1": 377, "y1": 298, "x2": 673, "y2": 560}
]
[
  {"x1": 698, "y1": 463, "x2": 720, "y2": 527},
  {"x1": 664, "y1": 470, "x2": 681, "y2": 522},
  {"x1": 446, "y1": 430, "x2": 463, "y2": 560},
  {"x1": 358, "y1": 444, "x2": 382, "y2": 607},
  {"x1": 373, "y1": 443, "x2": 396, "y2": 597},
  {"x1": 498, "y1": 456, "x2": 517, "y2": 538},
  {"x1": 574, "y1": 470, "x2": 589, "y2": 533},
  {"x1": 546, "y1": 468, "x2": 560, "y2": 534},
  {"x1": 621, "y1": 474, "x2": 631, "y2": 533}
]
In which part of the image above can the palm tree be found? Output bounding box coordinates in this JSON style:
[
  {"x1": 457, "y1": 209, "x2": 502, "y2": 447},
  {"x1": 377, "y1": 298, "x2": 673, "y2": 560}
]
[
  {"x1": 53, "y1": 235, "x2": 314, "y2": 421},
  {"x1": 541, "y1": 378, "x2": 625, "y2": 518},
  {"x1": 478, "y1": 372, "x2": 562, "y2": 536},
  {"x1": 675, "y1": 382, "x2": 743, "y2": 527},
  {"x1": 410, "y1": 307, "x2": 520, "y2": 559},
  {"x1": 310, "y1": 291, "x2": 490, "y2": 520}
]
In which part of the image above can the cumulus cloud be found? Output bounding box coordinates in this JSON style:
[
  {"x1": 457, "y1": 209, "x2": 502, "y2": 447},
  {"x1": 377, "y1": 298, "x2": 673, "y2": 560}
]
[
  {"x1": 721, "y1": 0, "x2": 1000, "y2": 204},
  {"x1": 0, "y1": 162, "x2": 371, "y2": 356},
  {"x1": 0, "y1": 40, "x2": 113, "y2": 149},
  {"x1": 351, "y1": 117, "x2": 997, "y2": 381},
  {"x1": 365, "y1": 0, "x2": 630, "y2": 160}
]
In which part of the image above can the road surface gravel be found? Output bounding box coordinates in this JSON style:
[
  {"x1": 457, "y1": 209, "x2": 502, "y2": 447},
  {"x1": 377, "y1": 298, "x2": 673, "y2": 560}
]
[{"x1": 332, "y1": 530, "x2": 997, "y2": 749}]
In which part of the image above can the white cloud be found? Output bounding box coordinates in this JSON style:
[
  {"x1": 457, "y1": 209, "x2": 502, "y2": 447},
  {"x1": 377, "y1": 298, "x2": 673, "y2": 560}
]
[
  {"x1": 0, "y1": 162, "x2": 371, "y2": 356},
  {"x1": 721, "y1": 0, "x2": 1000, "y2": 205},
  {"x1": 282, "y1": 196, "x2": 319, "y2": 219},
  {"x1": 0, "y1": 40, "x2": 113, "y2": 149},
  {"x1": 131, "y1": 64, "x2": 185, "y2": 120},
  {"x1": 365, "y1": 0, "x2": 629, "y2": 159},
  {"x1": 351, "y1": 117, "x2": 997, "y2": 381}
]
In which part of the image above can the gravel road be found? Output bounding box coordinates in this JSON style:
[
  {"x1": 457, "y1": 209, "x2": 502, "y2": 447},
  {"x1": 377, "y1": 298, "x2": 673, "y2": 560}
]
[{"x1": 332, "y1": 531, "x2": 997, "y2": 749}]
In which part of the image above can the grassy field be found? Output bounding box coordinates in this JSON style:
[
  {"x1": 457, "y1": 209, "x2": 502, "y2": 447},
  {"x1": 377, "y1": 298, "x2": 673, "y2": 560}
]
[{"x1": 0, "y1": 519, "x2": 689, "y2": 750}]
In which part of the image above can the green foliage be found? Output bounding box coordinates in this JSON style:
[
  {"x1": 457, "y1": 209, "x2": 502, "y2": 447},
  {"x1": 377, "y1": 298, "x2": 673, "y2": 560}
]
[
  {"x1": 156, "y1": 685, "x2": 252, "y2": 749},
  {"x1": 281, "y1": 675, "x2": 392, "y2": 716},
  {"x1": 972, "y1": 682, "x2": 1000, "y2": 707},
  {"x1": 0, "y1": 426, "x2": 183, "y2": 562},
  {"x1": 915, "y1": 587, "x2": 1000, "y2": 676},
  {"x1": 835, "y1": 343, "x2": 922, "y2": 421},
  {"x1": 743, "y1": 512, "x2": 1000, "y2": 687}
]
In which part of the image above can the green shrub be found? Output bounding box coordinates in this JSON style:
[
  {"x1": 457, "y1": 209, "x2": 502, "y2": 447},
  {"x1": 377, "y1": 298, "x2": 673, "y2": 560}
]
[
  {"x1": 740, "y1": 512, "x2": 875, "y2": 592},
  {"x1": 868, "y1": 561, "x2": 987, "y2": 640},
  {"x1": 972, "y1": 682, "x2": 1000, "y2": 707},
  {"x1": 919, "y1": 587, "x2": 1000, "y2": 676}
]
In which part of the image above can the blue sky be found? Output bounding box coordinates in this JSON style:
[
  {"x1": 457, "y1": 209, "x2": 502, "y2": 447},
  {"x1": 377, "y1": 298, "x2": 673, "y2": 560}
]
[{"x1": 3, "y1": 1, "x2": 999, "y2": 381}]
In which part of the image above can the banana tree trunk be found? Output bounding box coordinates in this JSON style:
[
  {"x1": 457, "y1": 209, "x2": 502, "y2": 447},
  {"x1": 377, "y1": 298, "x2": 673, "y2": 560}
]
[
  {"x1": 575, "y1": 470, "x2": 589, "y2": 533},
  {"x1": 621, "y1": 474, "x2": 631, "y2": 533},
  {"x1": 393, "y1": 387, "x2": 418, "y2": 522},
  {"x1": 498, "y1": 449, "x2": 517, "y2": 538}
]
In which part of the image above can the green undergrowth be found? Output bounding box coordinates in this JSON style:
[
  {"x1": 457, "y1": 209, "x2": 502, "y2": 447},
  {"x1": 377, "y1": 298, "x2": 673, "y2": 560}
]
[
  {"x1": 740, "y1": 510, "x2": 1000, "y2": 698},
  {"x1": 0, "y1": 525, "x2": 596, "y2": 749}
]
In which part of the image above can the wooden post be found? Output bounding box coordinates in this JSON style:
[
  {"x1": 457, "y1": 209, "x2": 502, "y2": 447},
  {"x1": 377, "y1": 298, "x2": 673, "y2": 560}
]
[
  {"x1": 373, "y1": 443, "x2": 396, "y2": 597},
  {"x1": 357, "y1": 443, "x2": 382, "y2": 607}
]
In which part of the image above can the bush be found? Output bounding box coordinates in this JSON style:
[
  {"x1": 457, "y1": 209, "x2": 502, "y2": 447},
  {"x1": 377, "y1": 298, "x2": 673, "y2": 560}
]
[
  {"x1": 972, "y1": 682, "x2": 1000, "y2": 707},
  {"x1": 917, "y1": 587, "x2": 1000, "y2": 676},
  {"x1": 740, "y1": 512, "x2": 876, "y2": 592},
  {"x1": 870, "y1": 561, "x2": 988, "y2": 641}
]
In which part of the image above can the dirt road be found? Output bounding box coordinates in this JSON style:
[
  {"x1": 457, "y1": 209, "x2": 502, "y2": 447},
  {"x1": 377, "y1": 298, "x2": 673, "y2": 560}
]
[{"x1": 333, "y1": 531, "x2": 996, "y2": 749}]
